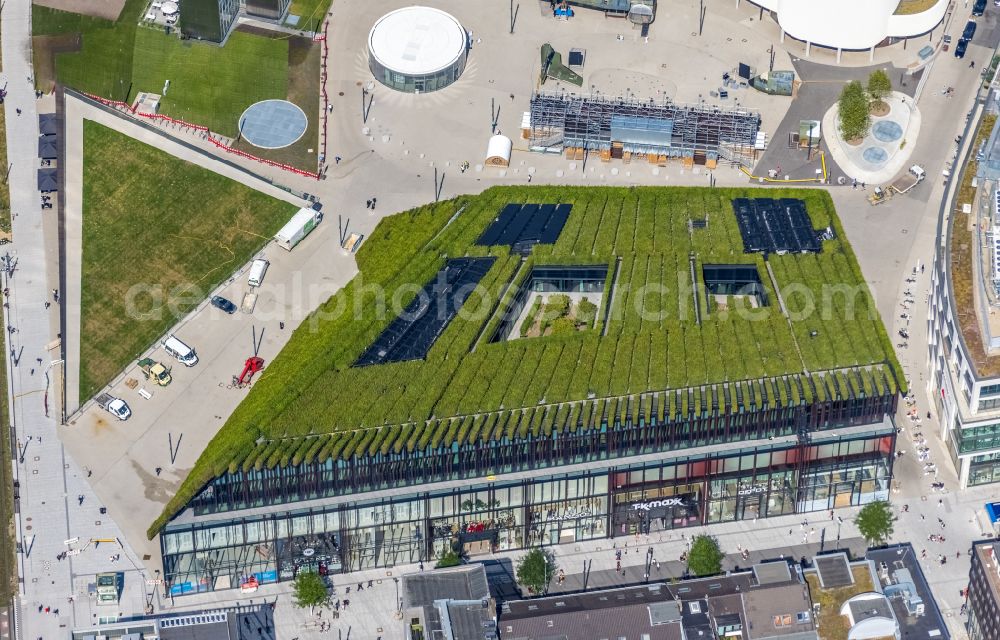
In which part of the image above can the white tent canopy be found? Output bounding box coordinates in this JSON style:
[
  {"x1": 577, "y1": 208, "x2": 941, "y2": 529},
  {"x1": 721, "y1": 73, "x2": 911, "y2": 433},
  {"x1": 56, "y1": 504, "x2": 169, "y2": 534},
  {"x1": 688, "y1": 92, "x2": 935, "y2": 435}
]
[{"x1": 485, "y1": 134, "x2": 512, "y2": 166}]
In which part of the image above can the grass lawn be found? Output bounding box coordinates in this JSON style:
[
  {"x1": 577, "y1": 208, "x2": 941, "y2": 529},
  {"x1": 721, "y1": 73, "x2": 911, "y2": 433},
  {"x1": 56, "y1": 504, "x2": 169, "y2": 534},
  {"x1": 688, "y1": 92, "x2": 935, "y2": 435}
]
[
  {"x1": 0, "y1": 107, "x2": 9, "y2": 235},
  {"x1": 286, "y1": 0, "x2": 332, "y2": 31},
  {"x1": 79, "y1": 121, "x2": 297, "y2": 400},
  {"x1": 34, "y1": 0, "x2": 299, "y2": 141},
  {"x1": 231, "y1": 32, "x2": 319, "y2": 168},
  {"x1": 34, "y1": 0, "x2": 141, "y2": 98},
  {"x1": 130, "y1": 28, "x2": 288, "y2": 137},
  {"x1": 0, "y1": 18, "x2": 15, "y2": 604},
  {"x1": 805, "y1": 567, "x2": 876, "y2": 640}
]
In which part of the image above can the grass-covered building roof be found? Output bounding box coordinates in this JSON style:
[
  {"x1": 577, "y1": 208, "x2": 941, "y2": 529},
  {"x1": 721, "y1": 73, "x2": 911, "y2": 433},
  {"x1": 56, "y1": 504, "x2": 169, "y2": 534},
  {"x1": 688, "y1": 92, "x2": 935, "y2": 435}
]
[{"x1": 152, "y1": 185, "x2": 902, "y2": 535}]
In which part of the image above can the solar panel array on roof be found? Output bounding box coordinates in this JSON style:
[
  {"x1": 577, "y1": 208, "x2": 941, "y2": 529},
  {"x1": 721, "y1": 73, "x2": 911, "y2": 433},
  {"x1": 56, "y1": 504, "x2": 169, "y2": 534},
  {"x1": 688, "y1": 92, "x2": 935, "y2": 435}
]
[
  {"x1": 355, "y1": 257, "x2": 495, "y2": 366},
  {"x1": 732, "y1": 198, "x2": 821, "y2": 254},
  {"x1": 477, "y1": 203, "x2": 572, "y2": 253}
]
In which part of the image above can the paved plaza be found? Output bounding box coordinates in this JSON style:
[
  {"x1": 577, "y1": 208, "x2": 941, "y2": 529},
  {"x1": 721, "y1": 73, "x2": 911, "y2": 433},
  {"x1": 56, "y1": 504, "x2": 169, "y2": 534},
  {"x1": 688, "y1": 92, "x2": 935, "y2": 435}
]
[{"x1": 1, "y1": 0, "x2": 999, "y2": 638}]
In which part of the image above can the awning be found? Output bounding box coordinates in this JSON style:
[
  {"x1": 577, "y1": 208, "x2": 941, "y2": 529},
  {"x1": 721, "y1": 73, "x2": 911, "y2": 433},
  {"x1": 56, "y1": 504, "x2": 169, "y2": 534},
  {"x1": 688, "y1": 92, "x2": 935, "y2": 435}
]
[
  {"x1": 39, "y1": 137, "x2": 58, "y2": 160},
  {"x1": 37, "y1": 168, "x2": 58, "y2": 191},
  {"x1": 38, "y1": 113, "x2": 58, "y2": 136}
]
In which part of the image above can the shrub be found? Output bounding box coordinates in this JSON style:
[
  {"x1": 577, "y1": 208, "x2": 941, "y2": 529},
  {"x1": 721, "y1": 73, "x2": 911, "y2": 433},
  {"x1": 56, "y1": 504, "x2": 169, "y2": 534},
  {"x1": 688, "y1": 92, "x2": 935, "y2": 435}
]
[
  {"x1": 543, "y1": 294, "x2": 571, "y2": 320},
  {"x1": 520, "y1": 297, "x2": 542, "y2": 337},
  {"x1": 550, "y1": 316, "x2": 577, "y2": 335},
  {"x1": 436, "y1": 551, "x2": 462, "y2": 568}
]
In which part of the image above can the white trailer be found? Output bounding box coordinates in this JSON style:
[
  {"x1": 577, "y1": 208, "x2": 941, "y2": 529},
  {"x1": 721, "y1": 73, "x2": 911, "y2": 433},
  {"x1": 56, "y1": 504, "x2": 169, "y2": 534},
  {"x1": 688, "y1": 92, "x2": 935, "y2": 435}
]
[{"x1": 275, "y1": 208, "x2": 322, "y2": 251}]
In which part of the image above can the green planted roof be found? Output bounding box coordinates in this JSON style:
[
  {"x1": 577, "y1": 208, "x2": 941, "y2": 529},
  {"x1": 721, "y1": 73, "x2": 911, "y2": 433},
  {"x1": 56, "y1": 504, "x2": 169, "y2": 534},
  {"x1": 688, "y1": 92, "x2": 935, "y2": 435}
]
[{"x1": 152, "y1": 186, "x2": 903, "y2": 537}]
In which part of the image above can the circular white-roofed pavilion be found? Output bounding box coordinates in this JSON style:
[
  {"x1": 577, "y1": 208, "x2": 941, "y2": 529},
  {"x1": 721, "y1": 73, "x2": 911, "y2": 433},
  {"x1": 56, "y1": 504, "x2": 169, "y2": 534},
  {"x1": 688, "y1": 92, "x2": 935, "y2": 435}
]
[{"x1": 368, "y1": 6, "x2": 468, "y2": 93}]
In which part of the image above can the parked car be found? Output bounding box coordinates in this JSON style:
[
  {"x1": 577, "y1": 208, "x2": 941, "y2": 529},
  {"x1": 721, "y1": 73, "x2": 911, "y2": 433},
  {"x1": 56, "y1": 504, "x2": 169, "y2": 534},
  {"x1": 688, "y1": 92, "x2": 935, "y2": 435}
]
[
  {"x1": 211, "y1": 295, "x2": 238, "y2": 314},
  {"x1": 973, "y1": 0, "x2": 987, "y2": 16},
  {"x1": 955, "y1": 38, "x2": 969, "y2": 58},
  {"x1": 963, "y1": 20, "x2": 978, "y2": 41}
]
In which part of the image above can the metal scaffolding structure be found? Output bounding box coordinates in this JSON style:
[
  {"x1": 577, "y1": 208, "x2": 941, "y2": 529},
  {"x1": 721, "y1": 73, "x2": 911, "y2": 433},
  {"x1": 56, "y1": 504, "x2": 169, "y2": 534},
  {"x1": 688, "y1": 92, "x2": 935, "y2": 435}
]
[{"x1": 526, "y1": 92, "x2": 761, "y2": 166}]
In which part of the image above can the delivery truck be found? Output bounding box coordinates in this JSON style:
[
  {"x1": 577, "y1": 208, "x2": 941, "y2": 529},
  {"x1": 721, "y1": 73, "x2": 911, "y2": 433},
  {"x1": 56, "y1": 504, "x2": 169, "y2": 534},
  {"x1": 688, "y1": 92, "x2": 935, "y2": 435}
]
[
  {"x1": 95, "y1": 393, "x2": 131, "y2": 420},
  {"x1": 868, "y1": 165, "x2": 925, "y2": 206},
  {"x1": 137, "y1": 358, "x2": 172, "y2": 386},
  {"x1": 275, "y1": 208, "x2": 322, "y2": 251}
]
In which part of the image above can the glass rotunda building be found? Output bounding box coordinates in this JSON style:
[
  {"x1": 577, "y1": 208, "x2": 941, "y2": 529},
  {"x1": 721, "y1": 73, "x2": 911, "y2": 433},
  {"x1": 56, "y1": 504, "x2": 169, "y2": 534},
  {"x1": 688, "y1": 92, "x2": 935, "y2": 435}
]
[{"x1": 368, "y1": 6, "x2": 468, "y2": 93}]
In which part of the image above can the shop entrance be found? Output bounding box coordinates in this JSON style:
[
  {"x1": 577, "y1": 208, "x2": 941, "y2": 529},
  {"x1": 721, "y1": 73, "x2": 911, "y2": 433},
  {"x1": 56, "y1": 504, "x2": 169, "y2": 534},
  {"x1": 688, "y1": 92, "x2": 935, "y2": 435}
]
[
  {"x1": 614, "y1": 495, "x2": 700, "y2": 536},
  {"x1": 834, "y1": 489, "x2": 853, "y2": 508},
  {"x1": 737, "y1": 493, "x2": 762, "y2": 520}
]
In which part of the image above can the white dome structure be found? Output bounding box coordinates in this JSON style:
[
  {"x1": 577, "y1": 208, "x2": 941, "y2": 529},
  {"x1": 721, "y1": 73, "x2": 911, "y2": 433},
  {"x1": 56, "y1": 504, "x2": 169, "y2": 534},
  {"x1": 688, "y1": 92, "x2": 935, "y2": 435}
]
[
  {"x1": 368, "y1": 6, "x2": 468, "y2": 93},
  {"x1": 752, "y1": 0, "x2": 947, "y2": 55},
  {"x1": 485, "y1": 135, "x2": 512, "y2": 167}
]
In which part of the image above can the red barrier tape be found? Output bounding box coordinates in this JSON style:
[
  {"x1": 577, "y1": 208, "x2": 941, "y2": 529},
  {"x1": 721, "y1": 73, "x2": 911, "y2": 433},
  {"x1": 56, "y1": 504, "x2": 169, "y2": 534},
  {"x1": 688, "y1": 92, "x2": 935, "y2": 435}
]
[{"x1": 80, "y1": 90, "x2": 321, "y2": 180}]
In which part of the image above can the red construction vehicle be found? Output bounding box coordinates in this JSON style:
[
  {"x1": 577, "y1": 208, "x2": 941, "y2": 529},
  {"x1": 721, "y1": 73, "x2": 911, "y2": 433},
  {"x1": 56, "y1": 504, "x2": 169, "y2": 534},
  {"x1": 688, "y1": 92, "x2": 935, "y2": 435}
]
[{"x1": 233, "y1": 327, "x2": 265, "y2": 388}]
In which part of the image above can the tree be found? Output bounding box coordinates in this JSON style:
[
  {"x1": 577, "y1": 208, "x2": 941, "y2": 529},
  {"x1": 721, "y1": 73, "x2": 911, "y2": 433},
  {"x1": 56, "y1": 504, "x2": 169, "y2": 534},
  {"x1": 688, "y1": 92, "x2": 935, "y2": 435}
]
[
  {"x1": 516, "y1": 548, "x2": 556, "y2": 594},
  {"x1": 576, "y1": 297, "x2": 598, "y2": 327},
  {"x1": 292, "y1": 571, "x2": 329, "y2": 612},
  {"x1": 687, "y1": 535, "x2": 724, "y2": 577},
  {"x1": 436, "y1": 550, "x2": 462, "y2": 568},
  {"x1": 838, "y1": 80, "x2": 871, "y2": 140},
  {"x1": 867, "y1": 69, "x2": 892, "y2": 104},
  {"x1": 855, "y1": 500, "x2": 895, "y2": 546}
]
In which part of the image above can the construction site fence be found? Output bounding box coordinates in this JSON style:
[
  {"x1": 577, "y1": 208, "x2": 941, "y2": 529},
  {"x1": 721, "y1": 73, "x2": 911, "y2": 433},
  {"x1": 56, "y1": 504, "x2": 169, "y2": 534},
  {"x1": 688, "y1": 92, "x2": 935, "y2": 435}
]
[{"x1": 79, "y1": 91, "x2": 322, "y2": 180}]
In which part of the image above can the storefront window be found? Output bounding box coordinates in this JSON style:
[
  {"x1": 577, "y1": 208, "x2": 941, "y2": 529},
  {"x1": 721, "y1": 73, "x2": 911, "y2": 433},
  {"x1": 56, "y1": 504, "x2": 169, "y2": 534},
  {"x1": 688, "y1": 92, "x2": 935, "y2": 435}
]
[
  {"x1": 527, "y1": 496, "x2": 606, "y2": 545},
  {"x1": 969, "y1": 452, "x2": 1000, "y2": 486}
]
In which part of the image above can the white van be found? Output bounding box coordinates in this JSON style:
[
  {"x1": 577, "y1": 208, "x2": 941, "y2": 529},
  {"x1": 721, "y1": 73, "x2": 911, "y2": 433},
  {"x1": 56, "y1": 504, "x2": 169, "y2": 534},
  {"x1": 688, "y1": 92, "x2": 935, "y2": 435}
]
[
  {"x1": 248, "y1": 259, "x2": 269, "y2": 288},
  {"x1": 163, "y1": 334, "x2": 198, "y2": 366}
]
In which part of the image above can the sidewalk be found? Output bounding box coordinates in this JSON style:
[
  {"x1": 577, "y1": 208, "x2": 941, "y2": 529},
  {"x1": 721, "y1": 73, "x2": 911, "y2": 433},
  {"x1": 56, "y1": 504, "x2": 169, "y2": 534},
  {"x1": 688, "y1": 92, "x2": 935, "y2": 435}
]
[{"x1": 1, "y1": 4, "x2": 150, "y2": 639}]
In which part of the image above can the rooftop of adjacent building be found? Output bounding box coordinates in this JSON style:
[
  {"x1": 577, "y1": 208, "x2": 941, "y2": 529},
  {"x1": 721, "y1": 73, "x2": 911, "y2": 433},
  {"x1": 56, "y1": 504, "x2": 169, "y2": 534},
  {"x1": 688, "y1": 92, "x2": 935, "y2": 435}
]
[
  {"x1": 950, "y1": 100, "x2": 1000, "y2": 378},
  {"x1": 866, "y1": 545, "x2": 949, "y2": 639},
  {"x1": 402, "y1": 564, "x2": 497, "y2": 640},
  {"x1": 70, "y1": 604, "x2": 274, "y2": 640},
  {"x1": 972, "y1": 539, "x2": 1000, "y2": 601},
  {"x1": 501, "y1": 562, "x2": 817, "y2": 640}
]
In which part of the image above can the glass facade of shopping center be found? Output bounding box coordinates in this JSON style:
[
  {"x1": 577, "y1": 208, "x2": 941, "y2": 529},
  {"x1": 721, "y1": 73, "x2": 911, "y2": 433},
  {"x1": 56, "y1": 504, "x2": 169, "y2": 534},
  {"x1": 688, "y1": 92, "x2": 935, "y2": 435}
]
[
  {"x1": 161, "y1": 430, "x2": 894, "y2": 596},
  {"x1": 186, "y1": 380, "x2": 897, "y2": 518}
]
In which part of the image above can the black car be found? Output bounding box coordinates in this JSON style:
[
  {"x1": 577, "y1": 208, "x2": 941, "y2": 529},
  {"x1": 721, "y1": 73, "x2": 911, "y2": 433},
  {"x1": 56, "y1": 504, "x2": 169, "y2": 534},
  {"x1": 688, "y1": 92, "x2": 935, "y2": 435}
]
[
  {"x1": 963, "y1": 20, "x2": 977, "y2": 41},
  {"x1": 955, "y1": 38, "x2": 969, "y2": 58},
  {"x1": 973, "y1": 0, "x2": 986, "y2": 16},
  {"x1": 211, "y1": 295, "x2": 237, "y2": 314}
]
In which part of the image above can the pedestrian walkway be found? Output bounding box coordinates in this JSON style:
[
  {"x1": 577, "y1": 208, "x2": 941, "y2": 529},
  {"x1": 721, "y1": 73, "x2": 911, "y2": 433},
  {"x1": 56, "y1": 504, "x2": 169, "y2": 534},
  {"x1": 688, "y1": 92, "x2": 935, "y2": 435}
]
[{"x1": 1, "y1": 5, "x2": 150, "y2": 639}]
